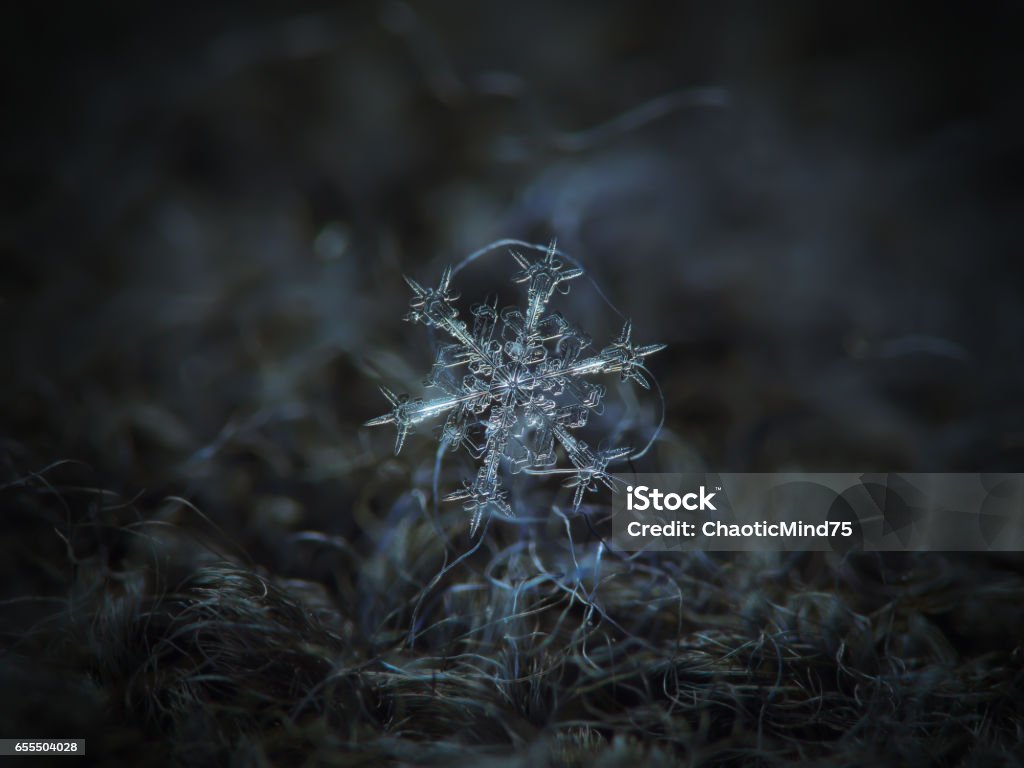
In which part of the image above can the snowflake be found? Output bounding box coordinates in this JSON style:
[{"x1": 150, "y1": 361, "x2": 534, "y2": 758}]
[{"x1": 365, "y1": 240, "x2": 665, "y2": 535}]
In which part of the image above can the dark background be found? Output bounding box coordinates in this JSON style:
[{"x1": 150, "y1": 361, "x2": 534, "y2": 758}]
[{"x1": 1, "y1": 2, "x2": 1023, "y2": 765}]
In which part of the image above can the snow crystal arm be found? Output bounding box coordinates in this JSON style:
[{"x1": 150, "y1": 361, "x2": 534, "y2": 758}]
[
  {"x1": 444, "y1": 392, "x2": 518, "y2": 535},
  {"x1": 550, "y1": 423, "x2": 632, "y2": 507},
  {"x1": 404, "y1": 267, "x2": 494, "y2": 367},
  {"x1": 363, "y1": 385, "x2": 468, "y2": 454},
  {"x1": 510, "y1": 239, "x2": 583, "y2": 335},
  {"x1": 542, "y1": 320, "x2": 666, "y2": 388}
]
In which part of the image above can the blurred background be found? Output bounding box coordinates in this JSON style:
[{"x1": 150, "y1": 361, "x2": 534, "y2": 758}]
[
  {"x1": 1, "y1": 1, "x2": 1023, "y2": 763},
  {"x1": 4, "y1": 1, "x2": 1022, "y2": 490}
]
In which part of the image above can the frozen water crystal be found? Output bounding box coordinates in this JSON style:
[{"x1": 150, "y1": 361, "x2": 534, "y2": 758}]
[{"x1": 365, "y1": 240, "x2": 665, "y2": 535}]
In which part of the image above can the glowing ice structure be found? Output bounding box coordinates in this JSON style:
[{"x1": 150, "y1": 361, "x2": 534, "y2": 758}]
[{"x1": 366, "y1": 240, "x2": 665, "y2": 535}]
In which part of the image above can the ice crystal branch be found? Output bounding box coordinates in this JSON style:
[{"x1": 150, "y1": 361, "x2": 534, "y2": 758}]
[{"x1": 365, "y1": 240, "x2": 665, "y2": 535}]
